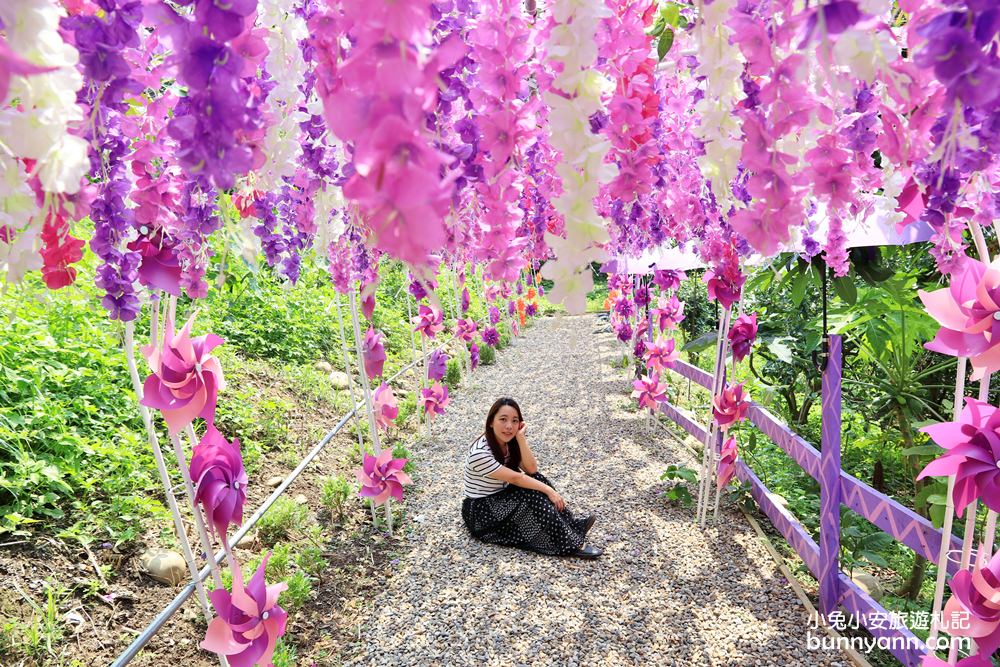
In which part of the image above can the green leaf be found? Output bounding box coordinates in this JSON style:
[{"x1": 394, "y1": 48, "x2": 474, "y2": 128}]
[
  {"x1": 831, "y1": 276, "x2": 857, "y2": 305},
  {"x1": 790, "y1": 266, "x2": 811, "y2": 307},
  {"x1": 900, "y1": 444, "x2": 943, "y2": 457},
  {"x1": 860, "y1": 550, "x2": 890, "y2": 568},
  {"x1": 661, "y1": 3, "x2": 680, "y2": 25},
  {"x1": 683, "y1": 330, "x2": 717, "y2": 353},
  {"x1": 657, "y1": 29, "x2": 674, "y2": 60},
  {"x1": 766, "y1": 337, "x2": 794, "y2": 363}
]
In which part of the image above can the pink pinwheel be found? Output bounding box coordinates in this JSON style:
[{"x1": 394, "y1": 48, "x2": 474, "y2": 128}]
[
  {"x1": 728, "y1": 313, "x2": 759, "y2": 362},
  {"x1": 918, "y1": 398, "x2": 1000, "y2": 517},
  {"x1": 652, "y1": 269, "x2": 686, "y2": 292},
  {"x1": 644, "y1": 336, "x2": 680, "y2": 372},
  {"x1": 653, "y1": 294, "x2": 685, "y2": 332},
  {"x1": 201, "y1": 554, "x2": 288, "y2": 667},
  {"x1": 717, "y1": 436, "x2": 739, "y2": 490},
  {"x1": 141, "y1": 312, "x2": 226, "y2": 435},
  {"x1": 427, "y1": 349, "x2": 448, "y2": 381},
  {"x1": 355, "y1": 450, "x2": 412, "y2": 504},
  {"x1": 455, "y1": 318, "x2": 478, "y2": 342},
  {"x1": 411, "y1": 304, "x2": 444, "y2": 338},
  {"x1": 922, "y1": 655, "x2": 995, "y2": 667},
  {"x1": 361, "y1": 328, "x2": 386, "y2": 380},
  {"x1": 938, "y1": 544, "x2": 1000, "y2": 655},
  {"x1": 919, "y1": 255, "x2": 1000, "y2": 381},
  {"x1": 420, "y1": 381, "x2": 450, "y2": 420},
  {"x1": 631, "y1": 373, "x2": 668, "y2": 411},
  {"x1": 704, "y1": 265, "x2": 745, "y2": 310},
  {"x1": 190, "y1": 425, "x2": 247, "y2": 541},
  {"x1": 713, "y1": 382, "x2": 751, "y2": 431},
  {"x1": 372, "y1": 382, "x2": 398, "y2": 430}
]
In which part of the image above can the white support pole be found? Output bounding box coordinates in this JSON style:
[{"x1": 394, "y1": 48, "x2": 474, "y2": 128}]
[
  {"x1": 697, "y1": 307, "x2": 732, "y2": 528},
  {"x1": 348, "y1": 289, "x2": 393, "y2": 535},
  {"x1": 405, "y1": 294, "x2": 427, "y2": 438},
  {"x1": 451, "y1": 265, "x2": 469, "y2": 378}
]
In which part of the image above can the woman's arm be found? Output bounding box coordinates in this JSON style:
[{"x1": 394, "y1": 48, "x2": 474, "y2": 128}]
[
  {"x1": 515, "y1": 422, "x2": 538, "y2": 474},
  {"x1": 488, "y1": 465, "x2": 564, "y2": 510}
]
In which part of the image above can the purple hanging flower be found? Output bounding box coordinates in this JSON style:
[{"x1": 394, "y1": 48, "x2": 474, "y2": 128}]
[
  {"x1": 525, "y1": 302, "x2": 537, "y2": 317},
  {"x1": 507, "y1": 300, "x2": 516, "y2": 316},
  {"x1": 616, "y1": 322, "x2": 633, "y2": 343},
  {"x1": 461, "y1": 287, "x2": 470, "y2": 313},
  {"x1": 408, "y1": 274, "x2": 428, "y2": 301}
]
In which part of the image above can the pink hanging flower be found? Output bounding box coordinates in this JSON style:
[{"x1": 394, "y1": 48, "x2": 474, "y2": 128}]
[
  {"x1": 728, "y1": 313, "x2": 759, "y2": 363},
  {"x1": 631, "y1": 373, "x2": 668, "y2": 411},
  {"x1": 717, "y1": 436, "x2": 738, "y2": 490},
  {"x1": 411, "y1": 303, "x2": 444, "y2": 338},
  {"x1": 455, "y1": 317, "x2": 478, "y2": 342},
  {"x1": 644, "y1": 336, "x2": 680, "y2": 372},
  {"x1": 703, "y1": 265, "x2": 745, "y2": 310},
  {"x1": 938, "y1": 544, "x2": 1000, "y2": 656},
  {"x1": 919, "y1": 255, "x2": 1000, "y2": 381},
  {"x1": 653, "y1": 294, "x2": 685, "y2": 332},
  {"x1": 355, "y1": 450, "x2": 412, "y2": 504},
  {"x1": 141, "y1": 312, "x2": 226, "y2": 435},
  {"x1": 372, "y1": 382, "x2": 398, "y2": 430},
  {"x1": 201, "y1": 554, "x2": 288, "y2": 667},
  {"x1": 361, "y1": 328, "x2": 386, "y2": 380},
  {"x1": 190, "y1": 425, "x2": 247, "y2": 542},
  {"x1": 420, "y1": 381, "x2": 449, "y2": 420},
  {"x1": 918, "y1": 398, "x2": 1000, "y2": 517},
  {"x1": 713, "y1": 382, "x2": 751, "y2": 431},
  {"x1": 427, "y1": 348, "x2": 448, "y2": 381}
]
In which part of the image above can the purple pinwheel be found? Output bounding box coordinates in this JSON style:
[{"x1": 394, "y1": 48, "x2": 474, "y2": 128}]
[
  {"x1": 427, "y1": 348, "x2": 449, "y2": 381},
  {"x1": 653, "y1": 294, "x2": 685, "y2": 332},
  {"x1": 361, "y1": 328, "x2": 386, "y2": 380},
  {"x1": 412, "y1": 304, "x2": 444, "y2": 338},
  {"x1": 653, "y1": 269, "x2": 686, "y2": 292},
  {"x1": 717, "y1": 436, "x2": 738, "y2": 490},
  {"x1": 469, "y1": 343, "x2": 480, "y2": 370},
  {"x1": 918, "y1": 398, "x2": 1000, "y2": 517},
  {"x1": 634, "y1": 286, "x2": 650, "y2": 308},
  {"x1": 631, "y1": 373, "x2": 668, "y2": 411},
  {"x1": 141, "y1": 312, "x2": 226, "y2": 435},
  {"x1": 420, "y1": 382, "x2": 450, "y2": 420},
  {"x1": 455, "y1": 318, "x2": 478, "y2": 342},
  {"x1": 728, "y1": 313, "x2": 758, "y2": 362},
  {"x1": 201, "y1": 554, "x2": 288, "y2": 667},
  {"x1": 613, "y1": 295, "x2": 635, "y2": 319},
  {"x1": 355, "y1": 450, "x2": 412, "y2": 504},
  {"x1": 644, "y1": 336, "x2": 680, "y2": 372},
  {"x1": 372, "y1": 382, "x2": 398, "y2": 431},
  {"x1": 482, "y1": 326, "x2": 500, "y2": 347},
  {"x1": 939, "y1": 544, "x2": 1000, "y2": 655},
  {"x1": 713, "y1": 382, "x2": 750, "y2": 431},
  {"x1": 488, "y1": 305, "x2": 501, "y2": 325},
  {"x1": 190, "y1": 425, "x2": 247, "y2": 542},
  {"x1": 525, "y1": 302, "x2": 537, "y2": 317},
  {"x1": 615, "y1": 321, "x2": 633, "y2": 343},
  {"x1": 919, "y1": 256, "x2": 1000, "y2": 381}
]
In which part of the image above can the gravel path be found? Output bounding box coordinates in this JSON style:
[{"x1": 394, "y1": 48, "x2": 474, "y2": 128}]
[{"x1": 345, "y1": 314, "x2": 849, "y2": 667}]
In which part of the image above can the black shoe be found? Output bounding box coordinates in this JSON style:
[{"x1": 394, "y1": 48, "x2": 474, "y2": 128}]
[
  {"x1": 582, "y1": 515, "x2": 596, "y2": 535},
  {"x1": 574, "y1": 544, "x2": 603, "y2": 559}
]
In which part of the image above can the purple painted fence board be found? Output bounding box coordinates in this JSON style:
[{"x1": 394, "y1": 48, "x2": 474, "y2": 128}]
[
  {"x1": 837, "y1": 573, "x2": 927, "y2": 667},
  {"x1": 819, "y1": 335, "x2": 843, "y2": 617},
  {"x1": 658, "y1": 401, "x2": 708, "y2": 443}
]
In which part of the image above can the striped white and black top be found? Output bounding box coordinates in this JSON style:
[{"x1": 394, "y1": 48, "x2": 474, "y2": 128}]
[{"x1": 464, "y1": 435, "x2": 507, "y2": 498}]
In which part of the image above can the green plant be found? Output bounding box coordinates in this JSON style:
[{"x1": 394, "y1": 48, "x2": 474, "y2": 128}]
[
  {"x1": 267, "y1": 542, "x2": 294, "y2": 580},
  {"x1": 479, "y1": 344, "x2": 496, "y2": 366},
  {"x1": 257, "y1": 497, "x2": 309, "y2": 545},
  {"x1": 297, "y1": 544, "x2": 328, "y2": 579},
  {"x1": 271, "y1": 638, "x2": 298, "y2": 667},
  {"x1": 280, "y1": 570, "x2": 313, "y2": 611},
  {"x1": 391, "y1": 442, "x2": 415, "y2": 473},
  {"x1": 840, "y1": 507, "x2": 894, "y2": 576},
  {"x1": 320, "y1": 475, "x2": 352, "y2": 521},
  {"x1": 659, "y1": 465, "x2": 697, "y2": 506},
  {"x1": 444, "y1": 358, "x2": 461, "y2": 390}
]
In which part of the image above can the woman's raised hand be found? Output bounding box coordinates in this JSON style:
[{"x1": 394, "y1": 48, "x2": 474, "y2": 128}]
[
  {"x1": 516, "y1": 420, "x2": 527, "y2": 443},
  {"x1": 546, "y1": 488, "x2": 565, "y2": 511}
]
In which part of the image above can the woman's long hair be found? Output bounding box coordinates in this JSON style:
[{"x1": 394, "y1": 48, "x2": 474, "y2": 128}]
[{"x1": 484, "y1": 397, "x2": 523, "y2": 471}]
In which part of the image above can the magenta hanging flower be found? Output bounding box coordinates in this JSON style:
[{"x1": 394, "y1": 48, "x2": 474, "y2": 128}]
[
  {"x1": 631, "y1": 373, "x2": 668, "y2": 411},
  {"x1": 190, "y1": 425, "x2": 247, "y2": 541},
  {"x1": 360, "y1": 280, "x2": 377, "y2": 321},
  {"x1": 713, "y1": 382, "x2": 751, "y2": 431},
  {"x1": 482, "y1": 326, "x2": 500, "y2": 348},
  {"x1": 361, "y1": 328, "x2": 386, "y2": 380},
  {"x1": 461, "y1": 287, "x2": 470, "y2": 313},
  {"x1": 644, "y1": 336, "x2": 680, "y2": 372},
  {"x1": 728, "y1": 313, "x2": 759, "y2": 363},
  {"x1": 355, "y1": 450, "x2": 412, "y2": 504},
  {"x1": 717, "y1": 436, "x2": 739, "y2": 490},
  {"x1": 127, "y1": 227, "x2": 183, "y2": 296},
  {"x1": 704, "y1": 265, "x2": 745, "y2": 310},
  {"x1": 469, "y1": 343, "x2": 480, "y2": 370},
  {"x1": 653, "y1": 294, "x2": 685, "y2": 332},
  {"x1": 919, "y1": 256, "x2": 1000, "y2": 381},
  {"x1": 455, "y1": 318, "x2": 478, "y2": 342},
  {"x1": 653, "y1": 269, "x2": 686, "y2": 292},
  {"x1": 427, "y1": 348, "x2": 449, "y2": 381},
  {"x1": 201, "y1": 554, "x2": 288, "y2": 667},
  {"x1": 411, "y1": 304, "x2": 444, "y2": 338},
  {"x1": 613, "y1": 295, "x2": 635, "y2": 318},
  {"x1": 938, "y1": 544, "x2": 1000, "y2": 656},
  {"x1": 141, "y1": 312, "x2": 226, "y2": 435},
  {"x1": 488, "y1": 305, "x2": 501, "y2": 325},
  {"x1": 372, "y1": 382, "x2": 398, "y2": 431},
  {"x1": 420, "y1": 381, "x2": 450, "y2": 420},
  {"x1": 633, "y1": 336, "x2": 647, "y2": 360},
  {"x1": 918, "y1": 398, "x2": 1000, "y2": 517},
  {"x1": 615, "y1": 321, "x2": 633, "y2": 343}
]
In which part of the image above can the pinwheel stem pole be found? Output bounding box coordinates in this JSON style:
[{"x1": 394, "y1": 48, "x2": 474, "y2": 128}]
[
  {"x1": 349, "y1": 289, "x2": 393, "y2": 535},
  {"x1": 405, "y1": 294, "x2": 427, "y2": 439},
  {"x1": 123, "y1": 320, "x2": 213, "y2": 624},
  {"x1": 419, "y1": 331, "x2": 431, "y2": 440},
  {"x1": 451, "y1": 266, "x2": 469, "y2": 379},
  {"x1": 172, "y1": 428, "x2": 225, "y2": 591},
  {"x1": 697, "y1": 306, "x2": 732, "y2": 528}
]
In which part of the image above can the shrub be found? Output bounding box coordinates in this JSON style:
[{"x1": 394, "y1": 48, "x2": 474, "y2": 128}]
[
  {"x1": 297, "y1": 544, "x2": 328, "y2": 578},
  {"x1": 319, "y1": 475, "x2": 352, "y2": 521},
  {"x1": 271, "y1": 638, "x2": 297, "y2": 667},
  {"x1": 257, "y1": 497, "x2": 309, "y2": 545},
  {"x1": 444, "y1": 358, "x2": 461, "y2": 391},
  {"x1": 392, "y1": 442, "x2": 415, "y2": 473},
  {"x1": 280, "y1": 571, "x2": 313, "y2": 611},
  {"x1": 479, "y1": 344, "x2": 496, "y2": 366}
]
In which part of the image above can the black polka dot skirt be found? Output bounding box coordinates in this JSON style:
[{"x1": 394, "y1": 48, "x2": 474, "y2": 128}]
[{"x1": 461, "y1": 472, "x2": 589, "y2": 556}]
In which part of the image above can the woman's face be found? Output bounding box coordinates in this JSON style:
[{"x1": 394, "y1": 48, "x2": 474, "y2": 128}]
[{"x1": 490, "y1": 405, "x2": 521, "y2": 444}]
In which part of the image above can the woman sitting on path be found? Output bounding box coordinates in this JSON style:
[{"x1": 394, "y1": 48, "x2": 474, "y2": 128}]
[{"x1": 461, "y1": 397, "x2": 602, "y2": 558}]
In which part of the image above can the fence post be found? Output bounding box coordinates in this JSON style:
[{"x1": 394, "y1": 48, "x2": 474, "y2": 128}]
[{"x1": 819, "y1": 334, "x2": 843, "y2": 617}]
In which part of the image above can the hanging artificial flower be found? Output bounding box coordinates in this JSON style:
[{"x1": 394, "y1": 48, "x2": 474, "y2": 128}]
[
  {"x1": 631, "y1": 372, "x2": 667, "y2": 411},
  {"x1": 201, "y1": 554, "x2": 288, "y2": 667},
  {"x1": 420, "y1": 381, "x2": 450, "y2": 420},
  {"x1": 361, "y1": 327, "x2": 386, "y2": 380},
  {"x1": 643, "y1": 336, "x2": 680, "y2": 372},
  {"x1": 652, "y1": 269, "x2": 685, "y2": 292},
  {"x1": 355, "y1": 450, "x2": 412, "y2": 504},
  {"x1": 427, "y1": 348, "x2": 449, "y2": 382},
  {"x1": 703, "y1": 264, "x2": 745, "y2": 310},
  {"x1": 727, "y1": 313, "x2": 759, "y2": 363},
  {"x1": 412, "y1": 303, "x2": 444, "y2": 339},
  {"x1": 713, "y1": 382, "x2": 750, "y2": 431},
  {"x1": 918, "y1": 398, "x2": 1000, "y2": 517},
  {"x1": 717, "y1": 436, "x2": 738, "y2": 490},
  {"x1": 190, "y1": 425, "x2": 248, "y2": 542},
  {"x1": 372, "y1": 382, "x2": 398, "y2": 430},
  {"x1": 141, "y1": 312, "x2": 226, "y2": 435}
]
